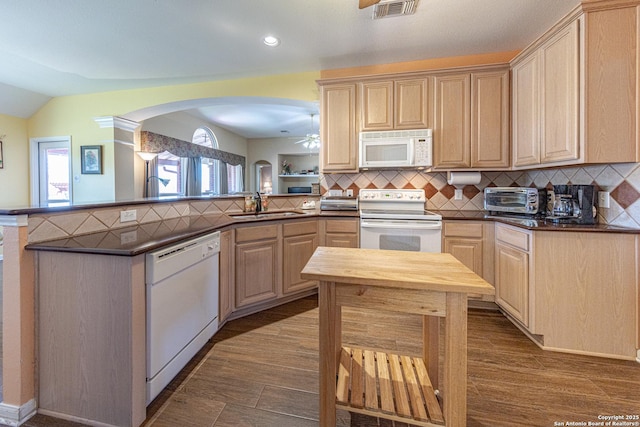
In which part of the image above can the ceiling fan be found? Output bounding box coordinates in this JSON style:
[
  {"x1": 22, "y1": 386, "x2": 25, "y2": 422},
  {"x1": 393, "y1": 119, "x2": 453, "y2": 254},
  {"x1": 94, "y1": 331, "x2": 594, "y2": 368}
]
[{"x1": 294, "y1": 114, "x2": 320, "y2": 150}]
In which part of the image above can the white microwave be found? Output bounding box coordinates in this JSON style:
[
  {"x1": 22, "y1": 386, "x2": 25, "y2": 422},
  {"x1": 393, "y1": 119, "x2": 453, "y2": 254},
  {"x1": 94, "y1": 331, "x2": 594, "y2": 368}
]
[{"x1": 359, "y1": 129, "x2": 433, "y2": 169}]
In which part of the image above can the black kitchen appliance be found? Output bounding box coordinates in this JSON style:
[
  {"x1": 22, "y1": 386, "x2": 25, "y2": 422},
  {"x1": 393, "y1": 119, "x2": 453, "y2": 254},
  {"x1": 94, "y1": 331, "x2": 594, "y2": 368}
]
[{"x1": 546, "y1": 184, "x2": 597, "y2": 224}]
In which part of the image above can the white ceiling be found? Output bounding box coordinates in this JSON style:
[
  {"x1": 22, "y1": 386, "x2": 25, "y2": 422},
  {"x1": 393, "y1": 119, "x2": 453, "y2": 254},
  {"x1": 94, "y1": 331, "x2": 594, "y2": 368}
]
[{"x1": 0, "y1": 0, "x2": 580, "y2": 138}]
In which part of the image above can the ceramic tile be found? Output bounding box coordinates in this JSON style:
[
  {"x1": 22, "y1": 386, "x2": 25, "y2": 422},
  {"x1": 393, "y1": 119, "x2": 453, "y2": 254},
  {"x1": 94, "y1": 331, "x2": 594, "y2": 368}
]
[
  {"x1": 611, "y1": 181, "x2": 640, "y2": 209},
  {"x1": 74, "y1": 215, "x2": 109, "y2": 236}
]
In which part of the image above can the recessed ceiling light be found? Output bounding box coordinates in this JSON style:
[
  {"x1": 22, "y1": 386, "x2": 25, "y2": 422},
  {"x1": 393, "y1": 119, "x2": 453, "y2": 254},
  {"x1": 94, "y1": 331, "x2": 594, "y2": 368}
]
[{"x1": 263, "y1": 36, "x2": 280, "y2": 47}]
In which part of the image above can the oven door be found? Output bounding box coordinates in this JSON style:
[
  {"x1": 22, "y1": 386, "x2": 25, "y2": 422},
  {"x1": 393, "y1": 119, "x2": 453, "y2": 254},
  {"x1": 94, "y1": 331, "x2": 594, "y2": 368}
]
[{"x1": 360, "y1": 219, "x2": 442, "y2": 252}]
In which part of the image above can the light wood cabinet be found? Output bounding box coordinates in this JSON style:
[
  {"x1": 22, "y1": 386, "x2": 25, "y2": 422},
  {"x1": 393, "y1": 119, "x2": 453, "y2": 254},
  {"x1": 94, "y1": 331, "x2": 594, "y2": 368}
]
[
  {"x1": 320, "y1": 217, "x2": 359, "y2": 248},
  {"x1": 282, "y1": 220, "x2": 318, "y2": 294},
  {"x1": 219, "y1": 229, "x2": 234, "y2": 323},
  {"x1": 471, "y1": 70, "x2": 510, "y2": 168},
  {"x1": 512, "y1": 17, "x2": 580, "y2": 167},
  {"x1": 583, "y1": 3, "x2": 640, "y2": 163},
  {"x1": 443, "y1": 220, "x2": 495, "y2": 302},
  {"x1": 434, "y1": 73, "x2": 471, "y2": 168},
  {"x1": 234, "y1": 224, "x2": 280, "y2": 308},
  {"x1": 319, "y1": 82, "x2": 358, "y2": 173},
  {"x1": 434, "y1": 67, "x2": 510, "y2": 169},
  {"x1": 360, "y1": 77, "x2": 431, "y2": 131},
  {"x1": 494, "y1": 223, "x2": 531, "y2": 327},
  {"x1": 533, "y1": 231, "x2": 638, "y2": 359}
]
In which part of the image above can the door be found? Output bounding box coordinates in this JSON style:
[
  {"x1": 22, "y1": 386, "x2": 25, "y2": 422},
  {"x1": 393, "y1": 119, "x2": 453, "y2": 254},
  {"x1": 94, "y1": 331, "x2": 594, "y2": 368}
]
[{"x1": 31, "y1": 137, "x2": 72, "y2": 206}]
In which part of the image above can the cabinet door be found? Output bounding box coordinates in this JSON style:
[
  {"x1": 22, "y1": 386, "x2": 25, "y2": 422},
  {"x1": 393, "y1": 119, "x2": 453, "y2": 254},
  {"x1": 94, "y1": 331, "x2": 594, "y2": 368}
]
[
  {"x1": 512, "y1": 53, "x2": 541, "y2": 167},
  {"x1": 219, "y1": 229, "x2": 234, "y2": 323},
  {"x1": 235, "y1": 239, "x2": 279, "y2": 308},
  {"x1": 360, "y1": 81, "x2": 394, "y2": 130},
  {"x1": 540, "y1": 19, "x2": 580, "y2": 164},
  {"x1": 434, "y1": 73, "x2": 471, "y2": 168},
  {"x1": 395, "y1": 78, "x2": 431, "y2": 129},
  {"x1": 495, "y1": 242, "x2": 529, "y2": 327},
  {"x1": 444, "y1": 237, "x2": 483, "y2": 276},
  {"x1": 320, "y1": 83, "x2": 358, "y2": 172},
  {"x1": 282, "y1": 233, "x2": 319, "y2": 294},
  {"x1": 471, "y1": 69, "x2": 510, "y2": 168}
]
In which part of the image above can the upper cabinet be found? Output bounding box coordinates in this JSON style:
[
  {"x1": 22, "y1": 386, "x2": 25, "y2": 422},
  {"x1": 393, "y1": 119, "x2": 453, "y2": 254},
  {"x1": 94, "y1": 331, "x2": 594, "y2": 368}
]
[
  {"x1": 583, "y1": 2, "x2": 640, "y2": 163},
  {"x1": 512, "y1": 18, "x2": 580, "y2": 168},
  {"x1": 360, "y1": 77, "x2": 432, "y2": 131},
  {"x1": 319, "y1": 82, "x2": 359, "y2": 173},
  {"x1": 512, "y1": 1, "x2": 640, "y2": 168},
  {"x1": 433, "y1": 67, "x2": 510, "y2": 169}
]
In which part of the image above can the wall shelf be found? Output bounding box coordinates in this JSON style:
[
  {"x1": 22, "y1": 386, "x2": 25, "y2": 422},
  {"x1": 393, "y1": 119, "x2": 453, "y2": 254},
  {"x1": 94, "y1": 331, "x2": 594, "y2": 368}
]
[{"x1": 279, "y1": 174, "x2": 319, "y2": 178}]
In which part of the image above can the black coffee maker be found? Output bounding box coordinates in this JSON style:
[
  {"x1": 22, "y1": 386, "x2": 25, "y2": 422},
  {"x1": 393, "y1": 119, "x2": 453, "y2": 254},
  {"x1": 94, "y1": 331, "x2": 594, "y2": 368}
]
[{"x1": 548, "y1": 184, "x2": 597, "y2": 224}]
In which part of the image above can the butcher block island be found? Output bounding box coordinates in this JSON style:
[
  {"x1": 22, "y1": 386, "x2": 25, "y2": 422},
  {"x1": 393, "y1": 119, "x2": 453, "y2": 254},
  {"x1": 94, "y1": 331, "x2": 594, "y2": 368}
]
[{"x1": 301, "y1": 246, "x2": 495, "y2": 427}]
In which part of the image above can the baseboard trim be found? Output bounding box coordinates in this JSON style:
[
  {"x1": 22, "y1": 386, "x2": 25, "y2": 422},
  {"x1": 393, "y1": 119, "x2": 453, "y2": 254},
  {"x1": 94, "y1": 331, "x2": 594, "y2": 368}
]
[
  {"x1": 0, "y1": 399, "x2": 37, "y2": 426},
  {"x1": 636, "y1": 349, "x2": 640, "y2": 364}
]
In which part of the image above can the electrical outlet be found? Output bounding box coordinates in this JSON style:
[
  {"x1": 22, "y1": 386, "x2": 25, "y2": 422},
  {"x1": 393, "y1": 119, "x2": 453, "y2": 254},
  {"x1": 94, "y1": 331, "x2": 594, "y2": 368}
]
[
  {"x1": 120, "y1": 210, "x2": 137, "y2": 222},
  {"x1": 329, "y1": 189, "x2": 343, "y2": 197},
  {"x1": 454, "y1": 188, "x2": 463, "y2": 200},
  {"x1": 346, "y1": 189, "x2": 354, "y2": 197},
  {"x1": 120, "y1": 230, "x2": 138, "y2": 245},
  {"x1": 598, "y1": 191, "x2": 610, "y2": 208}
]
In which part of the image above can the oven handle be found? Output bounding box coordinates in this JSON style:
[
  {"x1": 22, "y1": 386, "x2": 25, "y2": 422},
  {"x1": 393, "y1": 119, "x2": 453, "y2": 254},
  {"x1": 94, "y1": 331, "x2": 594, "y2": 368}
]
[{"x1": 360, "y1": 220, "x2": 442, "y2": 230}]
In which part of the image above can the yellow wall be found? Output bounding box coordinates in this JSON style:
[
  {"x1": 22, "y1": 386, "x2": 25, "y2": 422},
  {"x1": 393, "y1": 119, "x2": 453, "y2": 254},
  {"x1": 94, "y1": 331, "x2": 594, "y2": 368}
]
[
  {"x1": 0, "y1": 114, "x2": 30, "y2": 207},
  {"x1": 26, "y1": 71, "x2": 321, "y2": 204}
]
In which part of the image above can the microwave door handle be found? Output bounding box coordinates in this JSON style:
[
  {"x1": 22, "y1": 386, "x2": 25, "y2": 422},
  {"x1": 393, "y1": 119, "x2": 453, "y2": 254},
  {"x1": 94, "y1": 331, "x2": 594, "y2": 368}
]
[{"x1": 360, "y1": 221, "x2": 442, "y2": 230}]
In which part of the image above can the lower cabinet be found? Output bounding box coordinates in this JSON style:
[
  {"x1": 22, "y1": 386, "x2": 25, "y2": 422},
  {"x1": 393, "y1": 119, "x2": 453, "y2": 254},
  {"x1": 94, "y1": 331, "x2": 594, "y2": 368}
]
[
  {"x1": 320, "y1": 217, "x2": 359, "y2": 247},
  {"x1": 494, "y1": 223, "x2": 531, "y2": 327},
  {"x1": 234, "y1": 224, "x2": 280, "y2": 308},
  {"x1": 282, "y1": 220, "x2": 319, "y2": 294},
  {"x1": 442, "y1": 220, "x2": 494, "y2": 300}
]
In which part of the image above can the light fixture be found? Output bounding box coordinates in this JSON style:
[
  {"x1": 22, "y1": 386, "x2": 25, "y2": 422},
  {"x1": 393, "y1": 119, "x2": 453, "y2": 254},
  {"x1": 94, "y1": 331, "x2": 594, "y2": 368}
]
[
  {"x1": 263, "y1": 35, "x2": 280, "y2": 47},
  {"x1": 294, "y1": 114, "x2": 321, "y2": 151},
  {"x1": 136, "y1": 151, "x2": 169, "y2": 197}
]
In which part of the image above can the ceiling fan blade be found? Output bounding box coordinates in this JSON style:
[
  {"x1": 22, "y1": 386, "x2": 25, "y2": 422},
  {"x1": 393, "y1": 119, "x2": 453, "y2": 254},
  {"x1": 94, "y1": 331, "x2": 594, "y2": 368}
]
[{"x1": 359, "y1": 0, "x2": 380, "y2": 9}]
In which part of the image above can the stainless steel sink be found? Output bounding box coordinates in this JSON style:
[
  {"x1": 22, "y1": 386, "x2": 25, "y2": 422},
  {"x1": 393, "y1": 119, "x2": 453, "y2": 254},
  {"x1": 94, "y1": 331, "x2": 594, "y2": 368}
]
[{"x1": 229, "y1": 210, "x2": 307, "y2": 220}]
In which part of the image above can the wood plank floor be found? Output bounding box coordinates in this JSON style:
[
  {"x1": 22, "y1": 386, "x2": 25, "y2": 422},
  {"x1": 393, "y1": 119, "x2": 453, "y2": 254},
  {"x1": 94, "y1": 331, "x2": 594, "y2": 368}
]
[{"x1": 18, "y1": 295, "x2": 640, "y2": 427}]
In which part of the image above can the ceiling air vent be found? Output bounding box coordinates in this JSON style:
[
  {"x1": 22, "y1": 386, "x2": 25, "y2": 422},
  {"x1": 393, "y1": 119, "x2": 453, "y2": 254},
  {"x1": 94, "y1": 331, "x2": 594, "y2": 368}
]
[{"x1": 373, "y1": 0, "x2": 419, "y2": 19}]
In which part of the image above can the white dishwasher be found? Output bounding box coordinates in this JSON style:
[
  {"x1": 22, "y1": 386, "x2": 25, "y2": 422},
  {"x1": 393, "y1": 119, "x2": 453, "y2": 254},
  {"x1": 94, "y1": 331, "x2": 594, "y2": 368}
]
[{"x1": 146, "y1": 230, "x2": 220, "y2": 404}]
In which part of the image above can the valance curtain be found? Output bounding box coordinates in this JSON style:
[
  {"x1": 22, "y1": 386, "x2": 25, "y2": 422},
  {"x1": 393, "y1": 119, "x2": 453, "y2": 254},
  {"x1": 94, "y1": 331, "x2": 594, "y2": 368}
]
[{"x1": 140, "y1": 131, "x2": 245, "y2": 168}]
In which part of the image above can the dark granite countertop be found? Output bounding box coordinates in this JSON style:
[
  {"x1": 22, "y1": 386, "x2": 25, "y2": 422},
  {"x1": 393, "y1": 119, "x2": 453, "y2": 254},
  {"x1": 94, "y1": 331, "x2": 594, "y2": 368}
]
[
  {"x1": 25, "y1": 208, "x2": 360, "y2": 256},
  {"x1": 25, "y1": 208, "x2": 638, "y2": 257},
  {"x1": 434, "y1": 210, "x2": 640, "y2": 233}
]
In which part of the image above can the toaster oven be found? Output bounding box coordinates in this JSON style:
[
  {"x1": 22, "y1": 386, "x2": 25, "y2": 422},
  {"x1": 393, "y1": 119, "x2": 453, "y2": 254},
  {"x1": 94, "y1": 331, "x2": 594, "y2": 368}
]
[{"x1": 484, "y1": 187, "x2": 546, "y2": 215}]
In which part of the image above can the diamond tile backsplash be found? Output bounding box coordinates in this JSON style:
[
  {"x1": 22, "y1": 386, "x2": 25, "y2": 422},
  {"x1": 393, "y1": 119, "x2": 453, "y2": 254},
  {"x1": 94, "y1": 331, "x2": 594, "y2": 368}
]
[
  {"x1": 26, "y1": 162, "x2": 640, "y2": 243},
  {"x1": 320, "y1": 163, "x2": 640, "y2": 229},
  {"x1": 27, "y1": 195, "x2": 313, "y2": 244}
]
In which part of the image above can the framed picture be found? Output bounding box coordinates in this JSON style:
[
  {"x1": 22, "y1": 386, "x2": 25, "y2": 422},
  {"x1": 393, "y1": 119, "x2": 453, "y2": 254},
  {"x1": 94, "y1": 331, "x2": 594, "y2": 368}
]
[{"x1": 81, "y1": 145, "x2": 102, "y2": 174}]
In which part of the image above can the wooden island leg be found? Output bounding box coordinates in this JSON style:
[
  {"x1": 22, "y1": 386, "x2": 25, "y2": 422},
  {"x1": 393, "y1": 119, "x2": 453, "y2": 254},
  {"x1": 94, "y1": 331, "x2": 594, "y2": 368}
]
[
  {"x1": 443, "y1": 292, "x2": 468, "y2": 426},
  {"x1": 423, "y1": 315, "x2": 440, "y2": 391},
  {"x1": 319, "y1": 280, "x2": 340, "y2": 427}
]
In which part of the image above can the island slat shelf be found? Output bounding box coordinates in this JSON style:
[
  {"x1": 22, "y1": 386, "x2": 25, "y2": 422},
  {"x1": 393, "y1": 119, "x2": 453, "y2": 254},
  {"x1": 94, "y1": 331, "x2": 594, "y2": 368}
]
[
  {"x1": 301, "y1": 247, "x2": 495, "y2": 427},
  {"x1": 337, "y1": 346, "x2": 445, "y2": 426}
]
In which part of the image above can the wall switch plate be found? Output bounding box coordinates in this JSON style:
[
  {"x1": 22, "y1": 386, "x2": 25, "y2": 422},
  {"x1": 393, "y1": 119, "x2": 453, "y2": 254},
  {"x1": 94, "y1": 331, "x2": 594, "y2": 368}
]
[
  {"x1": 454, "y1": 188, "x2": 463, "y2": 200},
  {"x1": 328, "y1": 189, "x2": 343, "y2": 197},
  {"x1": 346, "y1": 189, "x2": 354, "y2": 197},
  {"x1": 598, "y1": 191, "x2": 610, "y2": 208},
  {"x1": 120, "y1": 210, "x2": 137, "y2": 222}
]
